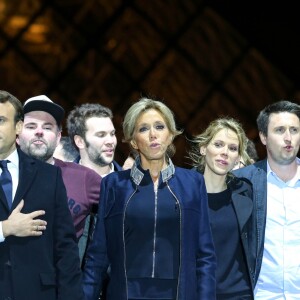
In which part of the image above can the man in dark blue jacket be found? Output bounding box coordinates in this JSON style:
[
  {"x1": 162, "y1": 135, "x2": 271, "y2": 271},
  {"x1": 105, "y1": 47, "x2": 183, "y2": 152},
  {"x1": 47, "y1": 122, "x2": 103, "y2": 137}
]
[{"x1": 234, "y1": 100, "x2": 300, "y2": 298}]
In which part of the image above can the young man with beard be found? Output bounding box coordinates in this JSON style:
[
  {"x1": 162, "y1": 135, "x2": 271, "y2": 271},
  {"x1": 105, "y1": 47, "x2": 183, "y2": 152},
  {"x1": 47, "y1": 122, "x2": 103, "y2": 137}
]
[
  {"x1": 67, "y1": 103, "x2": 123, "y2": 297},
  {"x1": 67, "y1": 103, "x2": 122, "y2": 176},
  {"x1": 17, "y1": 95, "x2": 101, "y2": 266}
]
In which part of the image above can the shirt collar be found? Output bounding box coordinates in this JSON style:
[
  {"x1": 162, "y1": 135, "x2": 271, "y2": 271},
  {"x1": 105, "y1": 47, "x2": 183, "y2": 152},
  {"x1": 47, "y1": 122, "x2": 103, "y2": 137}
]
[
  {"x1": 101, "y1": 163, "x2": 114, "y2": 178},
  {"x1": 5, "y1": 149, "x2": 19, "y2": 169},
  {"x1": 267, "y1": 157, "x2": 300, "y2": 183},
  {"x1": 266, "y1": 160, "x2": 273, "y2": 178}
]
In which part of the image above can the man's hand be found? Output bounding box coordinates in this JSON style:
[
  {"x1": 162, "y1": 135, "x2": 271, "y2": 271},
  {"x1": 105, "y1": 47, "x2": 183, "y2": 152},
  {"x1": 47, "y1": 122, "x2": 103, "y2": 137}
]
[{"x1": 2, "y1": 200, "x2": 47, "y2": 237}]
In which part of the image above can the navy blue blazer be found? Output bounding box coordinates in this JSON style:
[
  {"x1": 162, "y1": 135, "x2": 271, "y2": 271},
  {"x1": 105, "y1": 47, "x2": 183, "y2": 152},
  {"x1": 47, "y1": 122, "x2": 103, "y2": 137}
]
[
  {"x1": 0, "y1": 149, "x2": 84, "y2": 300},
  {"x1": 83, "y1": 163, "x2": 216, "y2": 300},
  {"x1": 233, "y1": 160, "x2": 268, "y2": 286}
]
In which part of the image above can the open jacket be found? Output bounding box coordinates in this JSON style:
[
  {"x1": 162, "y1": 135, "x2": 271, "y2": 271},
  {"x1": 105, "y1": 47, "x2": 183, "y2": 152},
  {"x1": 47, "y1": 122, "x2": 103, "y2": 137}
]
[
  {"x1": 233, "y1": 160, "x2": 267, "y2": 286},
  {"x1": 228, "y1": 175, "x2": 257, "y2": 293},
  {"x1": 195, "y1": 168, "x2": 257, "y2": 295},
  {"x1": 83, "y1": 159, "x2": 216, "y2": 300}
]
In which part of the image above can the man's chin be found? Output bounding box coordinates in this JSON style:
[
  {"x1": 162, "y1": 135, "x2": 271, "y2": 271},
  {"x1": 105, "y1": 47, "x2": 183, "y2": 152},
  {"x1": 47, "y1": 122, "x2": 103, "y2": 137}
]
[
  {"x1": 103, "y1": 159, "x2": 114, "y2": 166},
  {"x1": 93, "y1": 157, "x2": 114, "y2": 167},
  {"x1": 29, "y1": 151, "x2": 50, "y2": 162}
]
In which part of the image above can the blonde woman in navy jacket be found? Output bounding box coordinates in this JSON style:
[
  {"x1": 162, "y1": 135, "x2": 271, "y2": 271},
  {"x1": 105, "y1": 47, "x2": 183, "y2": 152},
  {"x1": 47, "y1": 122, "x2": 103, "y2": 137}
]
[
  {"x1": 189, "y1": 118, "x2": 257, "y2": 300},
  {"x1": 82, "y1": 98, "x2": 216, "y2": 300}
]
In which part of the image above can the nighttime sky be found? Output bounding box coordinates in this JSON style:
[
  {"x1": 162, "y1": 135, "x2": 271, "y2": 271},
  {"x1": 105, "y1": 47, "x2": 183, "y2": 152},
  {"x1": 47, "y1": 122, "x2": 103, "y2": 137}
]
[{"x1": 208, "y1": 0, "x2": 300, "y2": 91}]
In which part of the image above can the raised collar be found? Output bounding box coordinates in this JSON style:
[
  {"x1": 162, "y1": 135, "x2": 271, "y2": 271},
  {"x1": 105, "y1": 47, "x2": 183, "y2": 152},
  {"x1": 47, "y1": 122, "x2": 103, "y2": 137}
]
[{"x1": 130, "y1": 156, "x2": 175, "y2": 185}]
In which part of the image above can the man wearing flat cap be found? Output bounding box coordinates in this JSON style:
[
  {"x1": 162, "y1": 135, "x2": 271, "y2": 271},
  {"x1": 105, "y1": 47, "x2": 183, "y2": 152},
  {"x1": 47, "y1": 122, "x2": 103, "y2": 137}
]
[
  {"x1": 0, "y1": 90, "x2": 84, "y2": 299},
  {"x1": 17, "y1": 95, "x2": 101, "y2": 266}
]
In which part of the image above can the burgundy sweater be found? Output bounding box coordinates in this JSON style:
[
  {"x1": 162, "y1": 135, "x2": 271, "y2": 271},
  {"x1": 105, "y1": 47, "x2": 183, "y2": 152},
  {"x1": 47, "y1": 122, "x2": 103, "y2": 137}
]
[{"x1": 54, "y1": 158, "x2": 101, "y2": 238}]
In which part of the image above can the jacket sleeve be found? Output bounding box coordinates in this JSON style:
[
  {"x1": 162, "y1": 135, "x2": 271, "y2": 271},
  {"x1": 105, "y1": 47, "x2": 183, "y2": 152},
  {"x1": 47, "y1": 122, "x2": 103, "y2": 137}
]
[
  {"x1": 196, "y1": 174, "x2": 216, "y2": 300},
  {"x1": 54, "y1": 167, "x2": 84, "y2": 300},
  {"x1": 82, "y1": 177, "x2": 110, "y2": 300}
]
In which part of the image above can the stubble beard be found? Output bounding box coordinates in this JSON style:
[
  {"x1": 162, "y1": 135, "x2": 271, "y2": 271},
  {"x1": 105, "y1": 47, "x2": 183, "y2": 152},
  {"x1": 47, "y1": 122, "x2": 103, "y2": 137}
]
[
  {"x1": 27, "y1": 143, "x2": 54, "y2": 162},
  {"x1": 88, "y1": 149, "x2": 114, "y2": 167}
]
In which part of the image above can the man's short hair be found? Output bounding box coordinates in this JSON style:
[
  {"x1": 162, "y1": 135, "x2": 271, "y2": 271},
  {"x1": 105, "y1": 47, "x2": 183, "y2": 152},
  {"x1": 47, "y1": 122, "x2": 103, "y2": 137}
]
[
  {"x1": 67, "y1": 103, "x2": 113, "y2": 149},
  {"x1": 257, "y1": 100, "x2": 300, "y2": 136}
]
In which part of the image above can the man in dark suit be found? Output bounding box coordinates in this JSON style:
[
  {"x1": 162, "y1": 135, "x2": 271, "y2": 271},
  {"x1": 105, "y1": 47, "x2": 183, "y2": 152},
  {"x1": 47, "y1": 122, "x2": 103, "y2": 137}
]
[{"x1": 0, "y1": 90, "x2": 84, "y2": 300}]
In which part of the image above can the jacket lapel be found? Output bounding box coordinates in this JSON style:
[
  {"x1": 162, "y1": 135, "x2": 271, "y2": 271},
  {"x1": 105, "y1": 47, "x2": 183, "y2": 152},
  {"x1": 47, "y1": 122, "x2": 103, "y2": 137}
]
[
  {"x1": 253, "y1": 160, "x2": 268, "y2": 257},
  {"x1": 231, "y1": 181, "x2": 253, "y2": 231},
  {"x1": 12, "y1": 149, "x2": 38, "y2": 209}
]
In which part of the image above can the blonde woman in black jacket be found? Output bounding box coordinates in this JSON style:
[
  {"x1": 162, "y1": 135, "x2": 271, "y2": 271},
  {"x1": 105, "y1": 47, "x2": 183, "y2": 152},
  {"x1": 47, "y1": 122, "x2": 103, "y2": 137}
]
[{"x1": 189, "y1": 117, "x2": 257, "y2": 300}]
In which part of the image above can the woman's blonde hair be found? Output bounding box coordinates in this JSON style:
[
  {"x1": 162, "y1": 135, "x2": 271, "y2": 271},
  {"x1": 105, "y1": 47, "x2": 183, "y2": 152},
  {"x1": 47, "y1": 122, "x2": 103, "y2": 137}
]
[{"x1": 188, "y1": 117, "x2": 251, "y2": 173}]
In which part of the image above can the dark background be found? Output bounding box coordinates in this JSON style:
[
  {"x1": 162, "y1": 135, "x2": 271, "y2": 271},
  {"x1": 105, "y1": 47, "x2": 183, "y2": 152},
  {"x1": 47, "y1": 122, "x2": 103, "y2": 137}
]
[
  {"x1": 209, "y1": 0, "x2": 300, "y2": 89},
  {"x1": 1, "y1": 0, "x2": 299, "y2": 166}
]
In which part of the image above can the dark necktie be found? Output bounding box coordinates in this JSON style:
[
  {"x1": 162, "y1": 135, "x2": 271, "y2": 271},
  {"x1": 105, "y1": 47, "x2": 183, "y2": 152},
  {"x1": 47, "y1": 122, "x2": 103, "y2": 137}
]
[{"x1": 0, "y1": 160, "x2": 12, "y2": 208}]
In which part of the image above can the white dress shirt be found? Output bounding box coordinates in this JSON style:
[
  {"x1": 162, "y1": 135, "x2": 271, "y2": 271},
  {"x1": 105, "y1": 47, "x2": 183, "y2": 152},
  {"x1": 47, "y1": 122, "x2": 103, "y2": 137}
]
[
  {"x1": 0, "y1": 149, "x2": 19, "y2": 242},
  {"x1": 255, "y1": 158, "x2": 300, "y2": 299}
]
